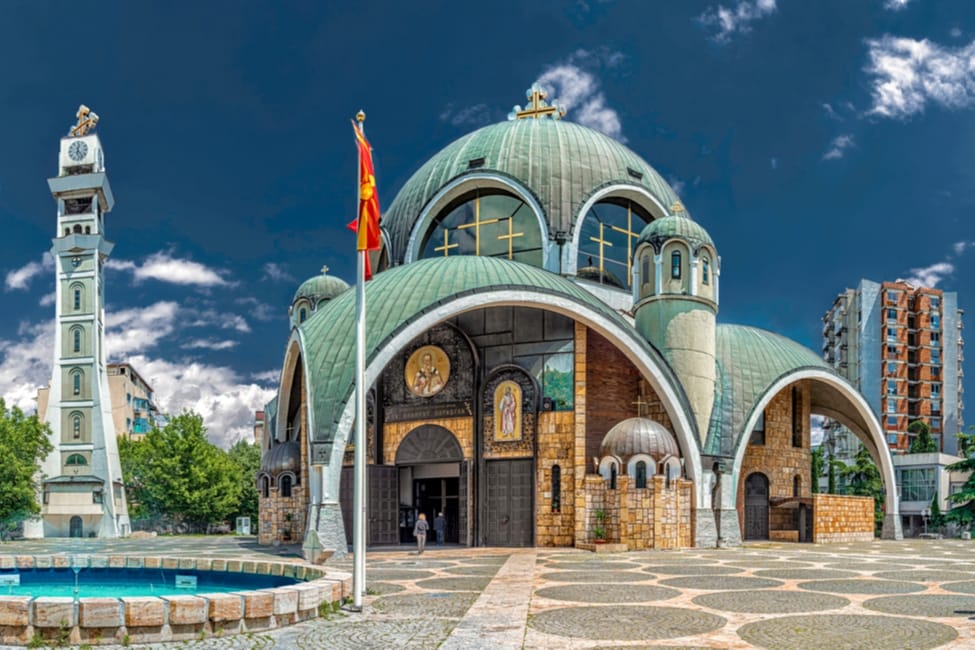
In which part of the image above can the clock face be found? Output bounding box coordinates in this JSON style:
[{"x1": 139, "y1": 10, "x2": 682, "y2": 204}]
[{"x1": 68, "y1": 140, "x2": 88, "y2": 162}]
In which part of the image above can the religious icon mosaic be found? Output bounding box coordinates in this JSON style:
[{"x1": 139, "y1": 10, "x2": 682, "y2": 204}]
[
  {"x1": 494, "y1": 380, "x2": 522, "y2": 441},
  {"x1": 405, "y1": 345, "x2": 450, "y2": 398}
]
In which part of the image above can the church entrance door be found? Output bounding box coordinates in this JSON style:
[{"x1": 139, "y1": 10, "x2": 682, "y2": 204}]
[
  {"x1": 368, "y1": 465, "x2": 399, "y2": 546},
  {"x1": 482, "y1": 459, "x2": 533, "y2": 547},
  {"x1": 69, "y1": 516, "x2": 83, "y2": 538},
  {"x1": 744, "y1": 473, "x2": 769, "y2": 540}
]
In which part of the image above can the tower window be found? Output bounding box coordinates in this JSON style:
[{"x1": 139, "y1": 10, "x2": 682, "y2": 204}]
[
  {"x1": 72, "y1": 371, "x2": 82, "y2": 396},
  {"x1": 64, "y1": 228, "x2": 70, "y2": 236},
  {"x1": 793, "y1": 475, "x2": 801, "y2": 497},
  {"x1": 66, "y1": 453, "x2": 87, "y2": 466},
  {"x1": 73, "y1": 287, "x2": 82, "y2": 311},
  {"x1": 299, "y1": 307, "x2": 307, "y2": 323},
  {"x1": 610, "y1": 463, "x2": 618, "y2": 490},
  {"x1": 671, "y1": 251, "x2": 682, "y2": 279},
  {"x1": 73, "y1": 224, "x2": 83, "y2": 234},
  {"x1": 73, "y1": 414, "x2": 81, "y2": 439},
  {"x1": 551, "y1": 464, "x2": 561, "y2": 512},
  {"x1": 261, "y1": 476, "x2": 270, "y2": 498},
  {"x1": 792, "y1": 387, "x2": 802, "y2": 448},
  {"x1": 635, "y1": 461, "x2": 648, "y2": 489},
  {"x1": 84, "y1": 225, "x2": 91, "y2": 234},
  {"x1": 280, "y1": 474, "x2": 293, "y2": 498},
  {"x1": 73, "y1": 328, "x2": 81, "y2": 353},
  {"x1": 702, "y1": 257, "x2": 710, "y2": 285}
]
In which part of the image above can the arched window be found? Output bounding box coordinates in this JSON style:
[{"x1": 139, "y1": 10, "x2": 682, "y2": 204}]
[
  {"x1": 702, "y1": 257, "x2": 710, "y2": 285},
  {"x1": 421, "y1": 188, "x2": 542, "y2": 266},
  {"x1": 610, "y1": 463, "x2": 618, "y2": 490},
  {"x1": 280, "y1": 474, "x2": 293, "y2": 498},
  {"x1": 671, "y1": 251, "x2": 682, "y2": 279},
  {"x1": 72, "y1": 370, "x2": 82, "y2": 396},
  {"x1": 551, "y1": 464, "x2": 561, "y2": 513},
  {"x1": 260, "y1": 476, "x2": 270, "y2": 499},
  {"x1": 577, "y1": 198, "x2": 653, "y2": 289},
  {"x1": 66, "y1": 453, "x2": 87, "y2": 466},
  {"x1": 299, "y1": 307, "x2": 307, "y2": 323},
  {"x1": 64, "y1": 228, "x2": 70, "y2": 236},
  {"x1": 84, "y1": 225, "x2": 91, "y2": 234},
  {"x1": 793, "y1": 475, "x2": 801, "y2": 497},
  {"x1": 73, "y1": 224, "x2": 82, "y2": 234},
  {"x1": 72, "y1": 328, "x2": 82, "y2": 353},
  {"x1": 72, "y1": 413, "x2": 82, "y2": 439},
  {"x1": 640, "y1": 254, "x2": 652, "y2": 297},
  {"x1": 635, "y1": 461, "x2": 648, "y2": 489}
]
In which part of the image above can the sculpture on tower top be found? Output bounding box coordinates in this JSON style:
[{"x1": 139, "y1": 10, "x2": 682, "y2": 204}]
[{"x1": 69, "y1": 104, "x2": 99, "y2": 137}]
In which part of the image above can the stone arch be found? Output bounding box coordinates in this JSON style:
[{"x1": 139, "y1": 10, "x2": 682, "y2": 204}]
[
  {"x1": 277, "y1": 340, "x2": 304, "y2": 444},
  {"x1": 395, "y1": 424, "x2": 463, "y2": 465},
  {"x1": 730, "y1": 370, "x2": 901, "y2": 540}
]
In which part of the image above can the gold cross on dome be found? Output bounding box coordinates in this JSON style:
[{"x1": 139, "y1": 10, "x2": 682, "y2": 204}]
[
  {"x1": 589, "y1": 222, "x2": 613, "y2": 274},
  {"x1": 670, "y1": 200, "x2": 686, "y2": 216},
  {"x1": 514, "y1": 84, "x2": 565, "y2": 120},
  {"x1": 320, "y1": 265, "x2": 330, "y2": 275},
  {"x1": 497, "y1": 217, "x2": 524, "y2": 259},
  {"x1": 457, "y1": 197, "x2": 500, "y2": 256},
  {"x1": 434, "y1": 229, "x2": 458, "y2": 257},
  {"x1": 610, "y1": 204, "x2": 639, "y2": 287},
  {"x1": 633, "y1": 394, "x2": 649, "y2": 418}
]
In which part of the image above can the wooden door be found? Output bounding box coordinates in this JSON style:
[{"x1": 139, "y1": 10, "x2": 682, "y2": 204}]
[
  {"x1": 483, "y1": 459, "x2": 534, "y2": 547},
  {"x1": 368, "y1": 465, "x2": 399, "y2": 545},
  {"x1": 744, "y1": 473, "x2": 769, "y2": 540}
]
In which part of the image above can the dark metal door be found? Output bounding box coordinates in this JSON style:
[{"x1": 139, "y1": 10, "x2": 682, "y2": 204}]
[
  {"x1": 70, "y1": 516, "x2": 83, "y2": 538},
  {"x1": 340, "y1": 467, "x2": 353, "y2": 545},
  {"x1": 744, "y1": 473, "x2": 769, "y2": 540},
  {"x1": 369, "y1": 465, "x2": 399, "y2": 545},
  {"x1": 458, "y1": 461, "x2": 469, "y2": 546},
  {"x1": 483, "y1": 459, "x2": 533, "y2": 547}
]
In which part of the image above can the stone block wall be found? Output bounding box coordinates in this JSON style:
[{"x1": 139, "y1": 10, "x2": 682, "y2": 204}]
[
  {"x1": 258, "y1": 486, "x2": 306, "y2": 546},
  {"x1": 536, "y1": 411, "x2": 576, "y2": 547},
  {"x1": 382, "y1": 416, "x2": 474, "y2": 463},
  {"x1": 578, "y1": 473, "x2": 692, "y2": 549},
  {"x1": 813, "y1": 493, "x2": 875, "y2": 543}
]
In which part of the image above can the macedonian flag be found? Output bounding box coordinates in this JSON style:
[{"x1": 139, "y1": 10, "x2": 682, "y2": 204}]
[{"x1": 347, "y1": 120, "x2": 382, "y2": 279}]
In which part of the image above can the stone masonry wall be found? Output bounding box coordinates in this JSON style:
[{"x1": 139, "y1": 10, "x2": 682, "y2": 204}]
[
  {"x1": 382, "y1": 416, "x2": 474, "y2": 463},
  {"x1": 813, "y1": 493, "x2": 875, "y2": 543},
  {"x1": 536, "y1": 410, "x2": 576, "y2": 547},
  {"x1": 580, "y1": 474, "x2": 692, "y2": 549}
]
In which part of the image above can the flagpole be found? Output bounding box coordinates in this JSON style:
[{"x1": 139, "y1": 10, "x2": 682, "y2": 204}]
[{"x1": 352, "y1": 109, "x2": 368, "y2": 612}]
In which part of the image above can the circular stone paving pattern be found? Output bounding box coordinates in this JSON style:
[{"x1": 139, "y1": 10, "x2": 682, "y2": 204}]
[
  {"x1": 864, "y1": 594, "x2": 975, "y2": 617},
  {"x1": 738, "y1": 614, "x2": 957, "y2": 649},
  {"x1": 367, "y1": 569, "x2": 436, "y2": 581},
  {"x1": 535, "y1": 583, "x2": 681, "y2": 604},
  {"x1": 798, "y1": 579, "x2": 926, "y2": 595},
  {"x1": 942, "y1": 581, "x2": 975, "y2": 595},
  {"x1": 370, "y1": 592, "x2": 479, "y2": 618},
  {"x1": 366, "y1": 581, "x2": 406, "y2": 596},
  {"x1": 824, "y1": 562, "x2": 913, "y2": 573},
  {"x1": 442, "y1": 565, "x2": 502, "y2": 577},
  {"x1": 659, "y1": 575, "x2": 783, "y2": 591},
  {"x1": 723, "y1": 560, "x2": 813, "y2": 569},
  {"x1": 529, "y1": 605, "x2": 726, "y2": 641},
  {"x1": 544, "y1": 560, "x2": 643, "y2": 572},
  {"x1": 874, "y1": 569, "x2": 975, "y2": 583},
  {"x1": 415, "y1": 576, "x2": 492, "y2": 592},
  {"x1": 541, "y1": 570, "x2": 649, "y2": 583},
  {"x1": 290, "y1": 618, "x2": 456, "y2": 650},
  {"x1": 693, "y1": 590, "x2": 849, "y2": 614},
  {"x1": 754, "y1": 568, "x2": 859, "y2": 581},
  {"x1": 644, "y1": 564, "x2": 744, "y2": 576}
]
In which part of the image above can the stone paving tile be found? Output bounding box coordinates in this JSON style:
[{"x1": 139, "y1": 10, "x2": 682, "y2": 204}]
[
  {"x1": 692, "y1": 589, "x2": 850, "y2": 613},
  {"x1": 528, "y1": 604, "x2": 727, "y2": 641},
  {"x1": 737, "y1": 613, "x2": 958, "y2": 649},
  {"x1": 658, "y1": 575, "x2": 784, "y2": 590},
  {"x1": 797, "y1": 578, "x2": 927, "y2": 594},
  {"x1": 863, "y1": 594, "x2": 975, "y2": 617},
  {"x1": 535, "y1": 583, "x2": 681, "y2": 603}
]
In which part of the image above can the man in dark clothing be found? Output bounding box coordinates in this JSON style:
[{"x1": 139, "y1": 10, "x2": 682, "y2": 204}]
[{"x1": 434, "y1": 512, "x2": 446, "y2": 546}]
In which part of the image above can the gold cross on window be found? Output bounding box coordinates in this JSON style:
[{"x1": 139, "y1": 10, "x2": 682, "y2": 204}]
[
  {"x1": 589, "y1": 222, "x2": 613, "y2": 274},
  {"x1": 497, "y1": 217, "x2": 524, "y2": 259},
  {"x1": 610, "y1": 204, "x2": 639, "y2": 287},
  {"x1": 457, "y1": 197, "x2": 500, "y2": 256},
  {"x1": 434, "y1": 229, "x2": 458, "y2": 257}
]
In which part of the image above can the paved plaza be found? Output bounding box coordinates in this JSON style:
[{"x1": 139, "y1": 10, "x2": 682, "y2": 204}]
[{"x1": 2, "y1": 537, "x2": 975, "y2": 648}]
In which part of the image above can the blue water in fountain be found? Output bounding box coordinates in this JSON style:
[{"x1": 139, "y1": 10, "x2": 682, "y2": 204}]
[{"x1": 0, "y1": 567, "x2": 299, "y2": 599}]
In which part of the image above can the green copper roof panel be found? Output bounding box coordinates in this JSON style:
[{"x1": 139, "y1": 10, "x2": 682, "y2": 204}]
[
  {"x1": 705, "y1": 324, "x2": 832, "y2": 456},
  {"x1": 382, "y1": 119, "x2": 683, "y2": 261},
  {"x1": 298, "y1": 255, "x2": 688, "y2": 444},
  {"x1": 638, "y1": 214, "x2": 714, "y2": 250}
]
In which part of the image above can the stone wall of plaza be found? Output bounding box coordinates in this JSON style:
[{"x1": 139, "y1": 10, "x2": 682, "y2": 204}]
[
  {"x1": 0, "y1": 555, "x2": 350, "y2": 647},
  {"x1": 536, "y1": 411, "x2": 576, "y2": 546},
  {"x1": 812, "y1": 494, "x2": 876, "y2": 543},
  {"x1": 577, "y1": 475, "x2": 693, "y2": 549},
  {"x1": 737, "y1": 382, "x2": 812, "y2": 538}
]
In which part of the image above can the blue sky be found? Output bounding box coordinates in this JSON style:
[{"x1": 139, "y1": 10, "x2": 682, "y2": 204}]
[{"x1": 1, "y1": 0, "x2": 972, "y2": 446}]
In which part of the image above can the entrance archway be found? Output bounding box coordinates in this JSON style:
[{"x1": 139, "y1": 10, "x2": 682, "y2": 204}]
[
  {"x1": 396, "y1": 425, "x2": 466, "y2": 546},
  {"x1": 744, "y1": 473, "x2": 769, "y2": 540},
  {"x1": 69, "y1": 516, "x2": 83, "y2": 538}
]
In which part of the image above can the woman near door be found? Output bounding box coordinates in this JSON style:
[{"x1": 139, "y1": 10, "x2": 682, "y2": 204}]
[{"x1": 413, "y1": 513, "x2": 429, "y2": 554}]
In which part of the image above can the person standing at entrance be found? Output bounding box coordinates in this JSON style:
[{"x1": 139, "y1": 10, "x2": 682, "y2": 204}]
[
  {"x1": 413, "y1": 512, "x2": 429, "y2": 554},
  {"x1": 434, "y1": 512, "x2": 446, "y2": 546}
]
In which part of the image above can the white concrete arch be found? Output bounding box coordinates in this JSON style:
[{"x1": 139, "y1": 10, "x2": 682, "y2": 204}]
[
  {"x1": 314, "y1": 289, "x2": 705, "y2": 511},
  {"x1": 728, "y1": 369, "x2": 901, "y2": 539},
  {"x1": 403, "y1": 173, "x2": 550, "y2": 268}
]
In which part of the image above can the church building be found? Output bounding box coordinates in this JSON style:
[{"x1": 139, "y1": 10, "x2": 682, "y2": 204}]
[{"x1": 259, "y1": 88, "x2": 902, "y2": 553}]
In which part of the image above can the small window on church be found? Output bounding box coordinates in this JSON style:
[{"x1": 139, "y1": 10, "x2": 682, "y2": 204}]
[
  {"x1": 84, "y1": 225, "x2": 91, "y2": 234},
  {"x1": 64, "y1": 228, "x2": 70, "y2": 236},
  {"x1": 641, "y1": 255, "x2": 652, "y2": 297},
  {"x1": 66, "y1": 453, "x2": 87, "y2": 466},
  {"x1": 551, "y1": 464, "x2": 561, "y2": 513},
  {"x1": 73, "y1": 224, "x2": 82, "y2": 234},
  {"x1": 792, "y1": 387, "x2": 802, "y2": 448},
  {"x1": 671, "y1": 251, "x2": 681, "y2": 279},
  {"x1": 281, "y1": 475, "x2": 293, "y2": 498},
  {"x1": 702, "y1": 257, "x2": 710, "y2": 285},
  {"x1": 74, "y1": 288, "x2": 81, "y2": 311},
  {"x1": 609, "y1": 463, "x2": 618, "y2": 490},
  {"x1": 73, "y1": 414, "x2": 81, "y2": 439},
  {"x1": 793, "y1": 475, "x2": 801, "y2": 497},
  {"x1": 750, "y1": 411, "x2": 766, "y2": 445},
  {"x1": 72, "y1": 371, "x2": 82, "y2": 396},
  {"x1": 73, "y1": 328, "x2": 81, "y2": 353},
  {"x1": 635, "y1": 461, "x2": 647, "y2": 489},
  {"x1": 260, "y1": 476, "x2": 270, "y2": 499},
  {"x1": 299, "y1": 308, "x2": 307, "y2": 323}
]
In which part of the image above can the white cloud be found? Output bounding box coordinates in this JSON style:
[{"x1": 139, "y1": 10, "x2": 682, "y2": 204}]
[
  {"x1": 668, "y1": 176, "x2": 686, "y2": 196},
  {"x1": 261, "y1": 262, "x2": 295, "y2": 283},
  {"x1": 109, "y1": 251, "x2": 228, "y2": 287},
  {"x1": 534, "y1": 50, "x2": 625, "y2": 141},
  {"x1": 770, "y1": 157, "x2": 779, "y2": 169},
  {"x1": 0, "y1": 319, "x2": 53, "y2": 414},
  {"x1": 181, "y1": 339, "x2": 238, "y2": 351},
  {"x1": 236, "y1": 296, "x2": 277, "y2": 322},
  {"x1": 865, "y1": 36, "x2": 975, "y2": 119},
  {"x1": 823, "y1": 134, "x2": 854, "y2": 160},
  {"x1": 38, "y1": 292, "x2": 55, "y2": 307},
  {"x1": 5, "y1": 253, "x2": 53, "y2": 291},
  {"x1": 902, "y1": 262, "x2": 954, "y2": 288},
  {"x1": 439, "y1": 103, "x2": 492, "y2": 127},
  {"x1": 822, "y1": 103, "x2": 840, "y2": 120},
  {"x1": 698, "y1": 0, "x2": 777, "y2": 44},
  {"x1": 126, "y1": 355, "x2": 275, "y2": 448},
  {"x1": 810, "y1": 415, "x2": 825, "y2": 447},
  {"x1": 105, "y1": 301, "x2": 182, "y2": 358},
  {"x1": 883, "y1": 0, "x2": 911, "y2": 10},
  {"x1": 953, "y1": 240, "x2": 975, "y2": 255},
  {"x1": 951, "y1": 27, "x2": 963, "y2": 39}
]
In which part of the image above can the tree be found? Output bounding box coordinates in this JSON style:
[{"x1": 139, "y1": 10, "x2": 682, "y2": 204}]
[
  {"x1": 227, "y1": 439, "x2": 261, "y2": 528},
  {"x1": 946, "y1": 428, "x2": 975, "y2": 526},
  {"x1": 0, "y1": 400, "x2": 53, "y2": 540},
  {"x1": 908, "y1": 420, "x2": 938, "y2": 454},
  {"x1": 119, "y1": 412, "x2": 241, "y2": 531},
  {"x1": 810, "y1": 446, "x2": 825, "y2": 494},
  {"x1": 841, "y1": 447, "x2": 885, "y2": 535}
]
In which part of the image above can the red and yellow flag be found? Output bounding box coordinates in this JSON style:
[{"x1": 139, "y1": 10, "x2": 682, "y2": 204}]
[{"x1": 347, "y1": 121, "x2": 381, "y2": 279}]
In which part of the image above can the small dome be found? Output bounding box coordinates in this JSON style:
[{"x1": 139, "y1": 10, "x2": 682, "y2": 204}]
[
  {"x1": 293, "y1": 271, "x2": 350, "y2": 307},
  {"x1": 260, "y1": 440, "x2": 300, "y2": 475},
  {"x1": 576, "y1": 265, "x2": 624, "y2": 289},
  {"x1": 599, "y1": 417, "x2": 680, "y2": 462},
  {"x1": 637, "y1": 215, "x2": 713, "y2": 251}
]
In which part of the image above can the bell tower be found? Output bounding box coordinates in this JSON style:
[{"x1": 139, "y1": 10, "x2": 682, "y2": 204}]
[{"x1": 25, "y1": 106, "x2": 129, "y2": 539}]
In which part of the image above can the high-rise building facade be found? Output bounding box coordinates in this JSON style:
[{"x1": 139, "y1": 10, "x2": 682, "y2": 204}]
[
  {"x1": 25, "y1": 108, "x2": 129, "y2": 538},
  {"x1": 822, "y1": 279, "x2": 964, "y2": 456}
]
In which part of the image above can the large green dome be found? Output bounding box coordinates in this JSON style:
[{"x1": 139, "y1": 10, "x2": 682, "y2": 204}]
[{"x1": 382, "y1": 118, "x2": 684, "y2": 263}]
